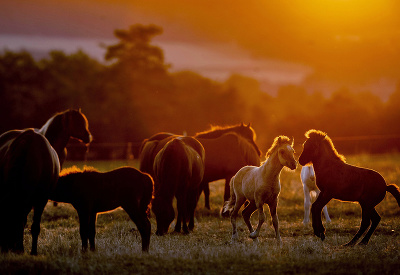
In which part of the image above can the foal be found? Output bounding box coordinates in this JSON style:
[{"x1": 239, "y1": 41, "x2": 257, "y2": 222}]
[
  {"x1": 299, "y1": 129, "x2": 400, "y2": 245},
  {"x1": 223, "y1": 136, "x2": 297, "y2": 242},
  {"x1": 301, "y1": 165, "x2": 331, "y2": 224},
  {"x1": 50, "y1": 166, "x2": 153, "y2": 252}
]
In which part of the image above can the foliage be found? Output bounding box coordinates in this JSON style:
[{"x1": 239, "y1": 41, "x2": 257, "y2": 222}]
[{"x1": 0, "y1": 24, "x2": 400, "y2": 155}]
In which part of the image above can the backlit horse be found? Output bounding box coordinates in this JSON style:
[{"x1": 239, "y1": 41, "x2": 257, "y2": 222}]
[
  {"x1": 223, "y1": 136, "x2": 297, "y2": 242},
  {"x1": 50, "y1": 166, "x2": 153, "y2": 252},
  {"x1": 0, "y1": 129, "x2": 60, "y2": 254},
  {"x1": 37, "y1": 109, "x2": 92, "y2": 167},
  {"x1": 299, "y1": 129, "x2": 400, "y2": 245},
  {"x1": 301, "y1": 165, "x2": 331, "y2": 224},
  {"x1": 194, "y1": 123, "x2": 261, "y2": 211},
  {"x1": 140, "y1": 136, "x2": 205, "y2": 235}
]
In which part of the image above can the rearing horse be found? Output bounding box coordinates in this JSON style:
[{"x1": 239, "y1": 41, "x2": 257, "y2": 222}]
[{"x1": 299, "y1": 129, "x2": 400, "y2": 246}]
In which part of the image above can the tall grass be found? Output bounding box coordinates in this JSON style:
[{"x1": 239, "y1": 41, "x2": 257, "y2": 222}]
[{"x1": 1, "y1": 154, "x2": 400, "y2": 274}]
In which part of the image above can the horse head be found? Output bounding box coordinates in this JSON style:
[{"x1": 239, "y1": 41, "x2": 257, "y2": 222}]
[
  {"x1": 276, "y1": 136, "x2": 297, "y2": 170},
  {"x1": 66, "y1": 109, "x2": 92, "y2": 144},
  {"x1": 298, "y1": 129, "x2": 327, "y2": 166},
  {"x1": 152, "y1": 196, "x2": 175, "y2": 236}
]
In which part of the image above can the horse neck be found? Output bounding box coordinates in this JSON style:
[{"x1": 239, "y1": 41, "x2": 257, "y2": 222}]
[
  {"x1": 40, "y1": 114, "x2": 71, "y2": 153},
  {"x1": 311, "y1": 143, "x2": 340, "y2": 174},
  {"x1": 260, "y1": 151, "x2": 284, "y2": 179}
]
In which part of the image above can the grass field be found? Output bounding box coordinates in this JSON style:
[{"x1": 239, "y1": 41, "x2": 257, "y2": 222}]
[{"x1": 1, "y1": 154, "x2": 400, "y2": 274}]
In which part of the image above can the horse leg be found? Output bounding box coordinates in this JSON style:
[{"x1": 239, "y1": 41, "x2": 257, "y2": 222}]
[
  {"x1": 30, "y1": 199, "x2": 47, "y2": 255},
  {"x1": 77, "y1": 211, "x2": 89, "y2": 252},
  {"x1": 242, "y1": 201, "x2": 256, "y2": 233},
  {"x1": 175, "y1": 193, "x2": 189, "y2": 234},
  {"x1": 315, "y1": 190, "x2": 331, "y2": 223},
  {"x1": 125, "y1": 207, "x2": 151, "y2": 252},
  {"x1": 322, "y1": 205, "x2": 331, "y2": 223},
  {"x1": 187, "y1": 189, "x2": 199, "y2": 231},
  {"x1": 311, "y1": 192, "x2": 331, "y2": 241},
  {"x1": 303, "y1": 186, "x2": 311, "y2": 225},
  {"x1": 359, "y1": 208, "x2": 381, "y2": 245},
  {"x1": 249, "y1": 202, "x2": 265, "y2": 239},
  {"x1": 230, "y1": 196, "x2": 246, "y2": 241},
  {"x1": 88, "y1": 213, "x2": 97, "y2": 251},
  {"x1": 343, "y1": 206, "x2": 372, "y2": 247},
  {"x1": 268, "y1": 200, "x2": 282, "y2": 244}
]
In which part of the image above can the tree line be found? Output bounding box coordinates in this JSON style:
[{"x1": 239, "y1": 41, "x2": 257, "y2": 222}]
[{"x1": 1, "y1": 24, "x2": 399, "y2": 158}]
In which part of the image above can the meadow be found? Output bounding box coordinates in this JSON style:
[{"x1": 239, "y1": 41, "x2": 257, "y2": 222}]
[{"x1": 1, "y1": 154, "x2": 400, "y2": 274}]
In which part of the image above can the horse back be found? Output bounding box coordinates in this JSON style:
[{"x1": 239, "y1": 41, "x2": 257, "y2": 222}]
[
  {"x1": 1, "y1": 129, "x2": 59, "y2": 197},
  {"x1": 197, "y1": 132, "x2": 260, "y2": 181},
  {"x1": 316, "y1": 162, "x2": 387, "y2": 204},
  {"x1": 139, "y1": 134, "x2": 177, "y2": 176},
  {"x1": 154, "y1": 138, "x2": 204, "y2": 193}
]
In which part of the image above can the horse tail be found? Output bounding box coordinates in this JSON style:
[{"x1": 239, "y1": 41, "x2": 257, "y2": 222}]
[
  {"x1": 387, "y1": 184, "x2": 400, "y2": 208},
  {"x1": 221, "y1": 176, "x2": 236, "y2": 217}
]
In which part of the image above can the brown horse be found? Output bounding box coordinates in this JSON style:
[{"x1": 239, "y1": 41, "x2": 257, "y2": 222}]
[
  {"x1": 194, "y1": 123, "x2": 261, "y2": 212},
  {"x1": 298, "y1": 129, "x2": 400, "y2": 246},
  {"x1": 37, "y1": 109, "x2": 92, "y2": 167},
  {"x1": 0, "y1": 129, "x2": 60, "y2": 254},
  {"x1": 50, "y1": 166, "x2": 153, "y2": 252},
  {"x1": 140, "y1": 136, "x2": 205, "y2": 235}
]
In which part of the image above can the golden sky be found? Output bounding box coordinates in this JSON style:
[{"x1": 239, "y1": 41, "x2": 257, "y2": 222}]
[{"x1": 1, "y1": 0, "x2": 400, "y2": 92}]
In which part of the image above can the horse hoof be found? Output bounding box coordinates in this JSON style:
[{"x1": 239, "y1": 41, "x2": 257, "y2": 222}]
[
  {"x1": 319, "y1": 233, "x2": 325, "y2": 241},
  {"x1": 249, "y1": 232, "x2": 258, "y2": 239}
]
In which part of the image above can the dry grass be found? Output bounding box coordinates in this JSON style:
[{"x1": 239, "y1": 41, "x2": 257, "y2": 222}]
[{"x1": 1, "y1": 154, "x2": 400, "y2": 274}]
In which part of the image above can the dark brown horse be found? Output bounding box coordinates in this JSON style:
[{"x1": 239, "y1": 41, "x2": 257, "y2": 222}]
[
  {"x1": 298, "y1": 129, "x2": 400, "y2": 246},
  {"x1": 0, "y1": 129, "x2": 60, "y2": 254},
  {"x1": 37, "y1": 109, "x2": 92, "y2": 167},
  {"x1": 140, "y1": 136, "x2": 205, "y2": 235},
  {"x1": 194, "y1": 123, "x2": 261, "y2": 212},
  {"x1": 50, "y1": 166, "x2": 153, "y2": 252}
]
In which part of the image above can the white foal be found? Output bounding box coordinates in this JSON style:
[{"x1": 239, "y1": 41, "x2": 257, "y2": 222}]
[
  {"x1": 223, "y1": 136, "x2": 297, "y2": 243},
  {"x1": 301, "y1": 165, "x2": 331, "y2": 224}
]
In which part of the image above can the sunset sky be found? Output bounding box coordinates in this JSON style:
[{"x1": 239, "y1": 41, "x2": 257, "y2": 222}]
[{"x1": 1, "y1": 0, "x2": 399, "y2": 99}]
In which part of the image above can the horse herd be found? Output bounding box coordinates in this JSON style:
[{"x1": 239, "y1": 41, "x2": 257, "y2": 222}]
[{"x1": 1, "y1": 109, "x2": 400, "y2": 255}]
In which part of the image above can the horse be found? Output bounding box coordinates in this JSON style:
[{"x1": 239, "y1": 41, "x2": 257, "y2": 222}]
[
  {"x1": 37, "y1": 109, "x2": 92, "y2": 167},
  {"x1": 0, "y1": 129, "x2": 60, "y2": 254},
  {"x1": 194, "y1": 123, "x2": 262, "y2": 211},
  {"x1": 301, "y1": 165, "x2": 331, "y2": 224},
  {"x1": 298, "y1": 129, "x2": 400, "y2": 246},
  {"x1": 223, "y1": 136, "x2": 297, "y2": 242},
  {"x1": 140, "y1": 136, "x2": 205, "y2": 235},
  {"x1": 50, "y1": 166, "x2": 153, "y2": 252}
]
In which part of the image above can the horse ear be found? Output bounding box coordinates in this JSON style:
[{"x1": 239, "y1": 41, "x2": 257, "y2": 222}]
[
  {"x1": 240, "y1": 122, "x2": 244, "y2": 126},
  {"x1": 79, "y1": 108, "x2": 82, "y2": 113},
  {"x1": 247, "y1": 123, "x2": 251, "y2": 127},
  {"x1": 291, "y1": 136, "x2": 294, "y2": 147}
]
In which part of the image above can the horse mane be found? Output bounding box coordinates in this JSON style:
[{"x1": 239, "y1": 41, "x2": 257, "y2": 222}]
[
  {"x1": 194, "y1": 123, "x2": 252, "y2": 139},
  {"x1": 264, "y1": 135, "x2": 293, "y2": 159},
  {"x1": 195, "y1": 123, "x2": 262, "y2": 156},
  {"x1": 60, "y1": 165, "x2": 99, "y2": 177},
  {"x1": 305, "y1": 129, "x2": 346, "y2": 163}
]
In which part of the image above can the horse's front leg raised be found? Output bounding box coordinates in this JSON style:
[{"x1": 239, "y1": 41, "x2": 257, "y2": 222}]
[
  {"x1": 311, "y1": 192, "x2": 332, "y2": 241},
  {"x1": 249, "y1": 202, "x2": 265, "y2": 239}
]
